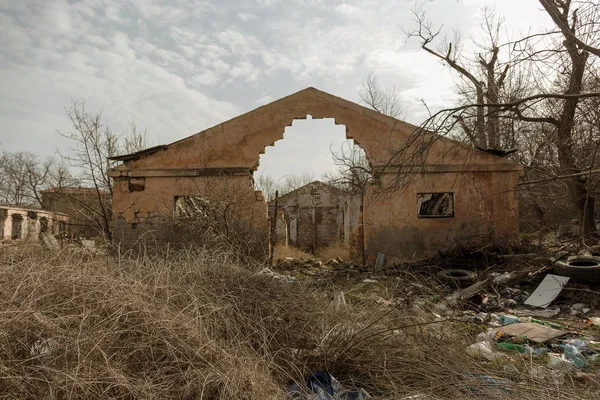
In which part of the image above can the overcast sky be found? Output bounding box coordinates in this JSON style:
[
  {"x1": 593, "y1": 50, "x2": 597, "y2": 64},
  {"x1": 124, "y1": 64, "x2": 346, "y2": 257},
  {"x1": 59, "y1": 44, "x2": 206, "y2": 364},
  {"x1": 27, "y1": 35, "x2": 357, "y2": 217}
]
[{"x1": 0, "y1": 0, "x2": 550, "y2": 183}]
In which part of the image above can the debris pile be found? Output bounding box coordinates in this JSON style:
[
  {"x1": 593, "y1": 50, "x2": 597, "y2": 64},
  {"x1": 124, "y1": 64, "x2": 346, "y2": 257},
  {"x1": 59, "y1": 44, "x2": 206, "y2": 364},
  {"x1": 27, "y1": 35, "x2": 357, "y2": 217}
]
[
  {"x1": 259, "y1": 267, "x2": 297, "y2": 283},
  {"x1": 466, "y1": 314, "x2": 600, "y2": 377},
  {"x1": 266, "y1": 250, "x2": 600, "y2": 395}
]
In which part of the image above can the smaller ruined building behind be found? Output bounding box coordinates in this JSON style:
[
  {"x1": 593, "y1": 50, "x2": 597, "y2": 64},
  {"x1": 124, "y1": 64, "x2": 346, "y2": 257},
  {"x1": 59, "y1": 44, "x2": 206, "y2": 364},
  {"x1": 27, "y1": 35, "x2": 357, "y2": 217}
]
[
  {"x1": 269, "y1": 181, "x2": 361, "y2": 254},
  {"x1": 41, "y1": 187, "x2": 110, "y2": 238}
]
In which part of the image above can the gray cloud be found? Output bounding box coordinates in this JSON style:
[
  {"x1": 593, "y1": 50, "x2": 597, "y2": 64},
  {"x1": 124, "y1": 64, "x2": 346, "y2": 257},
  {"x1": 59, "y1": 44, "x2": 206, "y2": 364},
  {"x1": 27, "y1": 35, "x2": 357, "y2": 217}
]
[{"x1": 0, "y1": 0, "x2": 548, "y2": 181}]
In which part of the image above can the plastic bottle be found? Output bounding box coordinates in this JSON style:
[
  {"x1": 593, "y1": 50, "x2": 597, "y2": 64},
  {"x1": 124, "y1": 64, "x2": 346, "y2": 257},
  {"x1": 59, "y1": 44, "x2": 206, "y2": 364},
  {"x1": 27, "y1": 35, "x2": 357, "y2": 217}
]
[
  {"x1": 498, "y1": 342, "x2": 549, "y2": 356},
  {"x1": 565, "y1": 339, "x2": 587, "y2": 351},
  {"x1": 547, "y1": 354, "x2": 575, "y2": 371},
  {"x1": 530, "y1": 318, "x2": 565, "y2": 330},
  {"x1": 497, "y1": 342, "x2": 526, "y2": 353},
  {"x1": 563, "y1": 344, "x2": 589, "y2": 368},
  {"x1": 524, "y1": 345, "x2": 549, "y2": 356},
  {"x1": 518, "y1": 316, "x2": 565, "y2": 329},
  {"x1": 499, "y1": 315, "x2": 520, "y2": 325}
]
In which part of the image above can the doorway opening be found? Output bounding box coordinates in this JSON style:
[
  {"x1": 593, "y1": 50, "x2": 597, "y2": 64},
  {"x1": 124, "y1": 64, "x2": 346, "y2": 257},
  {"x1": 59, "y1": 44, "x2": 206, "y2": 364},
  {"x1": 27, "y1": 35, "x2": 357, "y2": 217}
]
[
  {"x1": 11, "y1": 214, "x2": 23, "y2": 240},
  {"x1": 40, "y1": 217, "x2": 49, "y2": 233},
  {"x1": 253, "y1": 117, "x2": 370, "y2": 262}
]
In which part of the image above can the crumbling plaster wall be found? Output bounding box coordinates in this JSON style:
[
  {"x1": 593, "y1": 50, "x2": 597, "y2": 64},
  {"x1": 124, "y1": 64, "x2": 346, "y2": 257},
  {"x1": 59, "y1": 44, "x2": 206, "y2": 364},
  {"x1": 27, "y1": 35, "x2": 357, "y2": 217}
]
[
  {"x1": 110, "y1": 88, "x2": 522, "y2": 260},
  {"x1": 111, "y1": 89, "x2": 506, "y2": 172},
  {"x1": 112, "y1": 175, "x2": 268, "y2": 247},
  {"x1": 365, "y1": 169, "x2": 519, "y2": 261}
]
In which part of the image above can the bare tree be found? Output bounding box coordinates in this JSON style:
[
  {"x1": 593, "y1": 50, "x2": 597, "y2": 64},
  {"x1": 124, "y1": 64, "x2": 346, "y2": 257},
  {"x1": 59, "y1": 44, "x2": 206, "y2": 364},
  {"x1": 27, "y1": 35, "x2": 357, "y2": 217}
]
[
  {"x1": 254, "y1": 172, "x2": 315, "y2": 201},
  {"x1": 0, "y1": 151, "x2": 69, "y2": 207},
  {"x1": 537, "y1": 0, "x2": 600, "y2": 237},
  {"x1": 403, "y1": 0, "x2": 600, "y2": 238},
  {"x1": 324, "y1": 142, "x2": 373, "y2": 194},
  {"x1": 254, "y1": 174, "x2": 278, "y2": 202},
  {"x1": 279, "y1": 172, "x2": 315, "y2": 195},
  {"x1": 405, "y1": 5, "x2": 522, "y2": 149},
  {"x1": 57, "y1": 100, "x2": 148, "y2": 240},
  {"x1": 164, "y1": 177, "x2": 268, "y2": 261},
  {"x1": 359, "y1": 72, "x2": 405, "y2": 119}
]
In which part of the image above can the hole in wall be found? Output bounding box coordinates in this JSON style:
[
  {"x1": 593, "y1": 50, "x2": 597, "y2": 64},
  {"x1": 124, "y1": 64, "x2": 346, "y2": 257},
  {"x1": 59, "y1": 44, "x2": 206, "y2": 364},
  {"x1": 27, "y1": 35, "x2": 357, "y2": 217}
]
[{"x1": 253, "y1": 118, "x2": 369, "y2": 260}]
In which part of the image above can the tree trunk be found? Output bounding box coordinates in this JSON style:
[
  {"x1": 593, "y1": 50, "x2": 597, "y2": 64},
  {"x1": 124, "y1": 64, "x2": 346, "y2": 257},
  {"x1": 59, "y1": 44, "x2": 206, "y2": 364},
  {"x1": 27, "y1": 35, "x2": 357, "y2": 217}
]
[
  {"x1": 556, "y1": 34, "x2": 596, "y2": 237},
  {"x1": 483, "y1": 48, "x2": 501, "y2": 149},
  {"x1": 475, "y1": 87, "x2": 487, "y2": 148}
]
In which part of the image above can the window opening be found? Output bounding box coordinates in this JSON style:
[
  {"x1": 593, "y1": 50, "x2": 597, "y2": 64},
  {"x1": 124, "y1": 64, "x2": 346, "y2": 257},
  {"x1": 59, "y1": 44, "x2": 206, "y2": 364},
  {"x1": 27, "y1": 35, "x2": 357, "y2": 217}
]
[{"x1": 417, "y1": 193, "x2": 454, "y2": 218}]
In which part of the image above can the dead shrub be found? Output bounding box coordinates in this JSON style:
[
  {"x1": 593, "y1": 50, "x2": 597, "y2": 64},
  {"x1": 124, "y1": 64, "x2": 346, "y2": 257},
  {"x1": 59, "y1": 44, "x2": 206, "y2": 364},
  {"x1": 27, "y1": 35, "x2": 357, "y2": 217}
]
[{"x1": 0, "y1": 250, "x2": 322, "y2": 398}]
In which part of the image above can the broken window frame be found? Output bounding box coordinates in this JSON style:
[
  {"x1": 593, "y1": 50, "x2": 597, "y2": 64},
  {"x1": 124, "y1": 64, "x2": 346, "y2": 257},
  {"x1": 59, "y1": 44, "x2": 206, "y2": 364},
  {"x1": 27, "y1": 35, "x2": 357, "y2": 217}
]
[
  {"x1": 174, "y1": 196, "x2": 211, "y2": 220},
  {"x1": 417, "y1": 192, "x2": 455, "y2": 218}
]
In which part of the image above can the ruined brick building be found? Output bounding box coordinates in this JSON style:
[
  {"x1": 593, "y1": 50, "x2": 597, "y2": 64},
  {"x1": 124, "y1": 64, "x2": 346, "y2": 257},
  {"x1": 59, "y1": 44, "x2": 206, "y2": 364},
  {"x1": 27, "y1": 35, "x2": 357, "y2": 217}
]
[
  {"x1": 108, "y1": 88, "x2": 522, "y2": 262},
  {"x1": 41, "y1": 187, "x2": 111, "y2": 238},
  {"x1": 268, "y1": 181, "x2": 361, "y2": 254}
]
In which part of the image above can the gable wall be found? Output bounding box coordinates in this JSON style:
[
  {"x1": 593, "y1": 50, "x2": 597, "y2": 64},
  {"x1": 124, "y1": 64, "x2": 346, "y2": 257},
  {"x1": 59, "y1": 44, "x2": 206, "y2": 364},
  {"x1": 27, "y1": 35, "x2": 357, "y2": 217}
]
[{"x1": 110, "y1": 88, "x2": 522, "y2": 261}]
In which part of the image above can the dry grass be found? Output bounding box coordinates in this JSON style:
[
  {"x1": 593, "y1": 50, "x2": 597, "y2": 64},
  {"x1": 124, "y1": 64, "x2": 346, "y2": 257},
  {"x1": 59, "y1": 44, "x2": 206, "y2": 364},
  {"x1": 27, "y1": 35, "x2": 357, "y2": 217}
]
[
  {"x1": 273, "y1": 245, "x2": 314, "y2": 261},
  {"x1": 315, "y1": 241, "x2": 351, "y2": 261},
  {"x1": 274, "y1": 241, "x2": 352, "y2": 262},
  {"x1": 0, "y1": 245, "x2": 597, "y2": 399}
]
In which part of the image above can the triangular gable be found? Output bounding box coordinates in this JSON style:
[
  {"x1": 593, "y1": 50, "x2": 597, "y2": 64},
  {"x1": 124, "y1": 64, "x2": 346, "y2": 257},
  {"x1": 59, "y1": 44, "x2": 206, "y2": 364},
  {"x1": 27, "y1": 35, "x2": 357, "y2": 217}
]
[{"x1": 111, "y1": 87, "x2": 521, "y2": 173}]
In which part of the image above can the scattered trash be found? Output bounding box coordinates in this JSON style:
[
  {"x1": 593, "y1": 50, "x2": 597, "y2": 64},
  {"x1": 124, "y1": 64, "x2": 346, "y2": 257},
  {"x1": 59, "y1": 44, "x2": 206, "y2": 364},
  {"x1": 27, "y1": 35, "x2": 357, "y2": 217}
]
[
  {"x1": 331, "y1": 292, "x2": 348, "y2": 310},
  {"x1": 286, "y1": 370, "x2": 371, "y2": 400},
  {"x1": 465, "y1": 373, "x2": 511, "y2": 394},
  {"x1": 374, "y1": 252, "x2": 386, "y2": 271},
  {"x1": 466, "y1": 341, "x2": 501, "y2": 361},
  {"x1": 259, "y1": 267, "x2": 297, "y2": 283},
  {"x1": 497, "y1": 342, "x2": 548, "y2": 356},
  {"x1": 563, "y1": 344, "x2": 589, "y2": 368},
  {"x1": 524, "y1": 274, "x2": 569, "y2": 308},
  {"x1": 275, "y1": 250, "x2": 600, "y2": 390},
  {"x1": 498, "y1": 322, "x2": 567, "y2": 343},
  {"x1": 491, "y1": 272, "x2": 514, "y2": 285},
  {"x1": 587, "y1": 317, "x2": 600, "y2": 326},
  {"x1": 447, "y1": 279, "x2": 489, "y2": 302},
  {"x1": 553, "y1": 255, "x2": 600, "y2": 284},
  {"x1": 499, "y1": 314, "x2": 520, "y2": 325},
  {"x1": 525, "y1": 308, "x2": 561, "y2": 318},
  {"x1": 467, "y1": 293, "x2": 488, "y2": 306},
  {"x1": 547, "y1": 353, "x2": 575, "y2": 371},
  {"x1": 524, "y1": 318, "x2": 564, "y2": 330},
  {"x1": 40, "y1": 232, "x2": 60, "y2": 250}
]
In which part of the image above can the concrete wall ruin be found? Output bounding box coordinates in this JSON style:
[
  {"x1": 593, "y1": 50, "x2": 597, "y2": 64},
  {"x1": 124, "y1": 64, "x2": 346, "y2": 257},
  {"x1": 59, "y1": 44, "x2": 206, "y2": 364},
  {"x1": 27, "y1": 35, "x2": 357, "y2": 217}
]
[
  {"x1": 0, "y1": 206, "x2": 69, "y2": 242},
  {"x1": 108, "y1": 87, "x2": 522, "y2": 262}
]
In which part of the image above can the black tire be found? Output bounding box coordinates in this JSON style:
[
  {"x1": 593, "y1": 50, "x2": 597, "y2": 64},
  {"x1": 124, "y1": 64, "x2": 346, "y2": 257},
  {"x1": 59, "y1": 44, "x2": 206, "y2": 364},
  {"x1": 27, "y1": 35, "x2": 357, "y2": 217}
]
[
  {"x1": 436, "y1": 269, "x2": 477, "y2": 287},
  {"x1": 553, "y1": 255, "x2": 600, "y2": 284}
]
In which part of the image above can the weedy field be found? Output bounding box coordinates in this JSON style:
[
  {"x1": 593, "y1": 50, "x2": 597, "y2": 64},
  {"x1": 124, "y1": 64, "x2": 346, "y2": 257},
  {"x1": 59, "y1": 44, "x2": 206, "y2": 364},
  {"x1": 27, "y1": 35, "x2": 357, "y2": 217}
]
[{"x1": 0, "y1": 244, "x2": 597, "y2": 399}]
